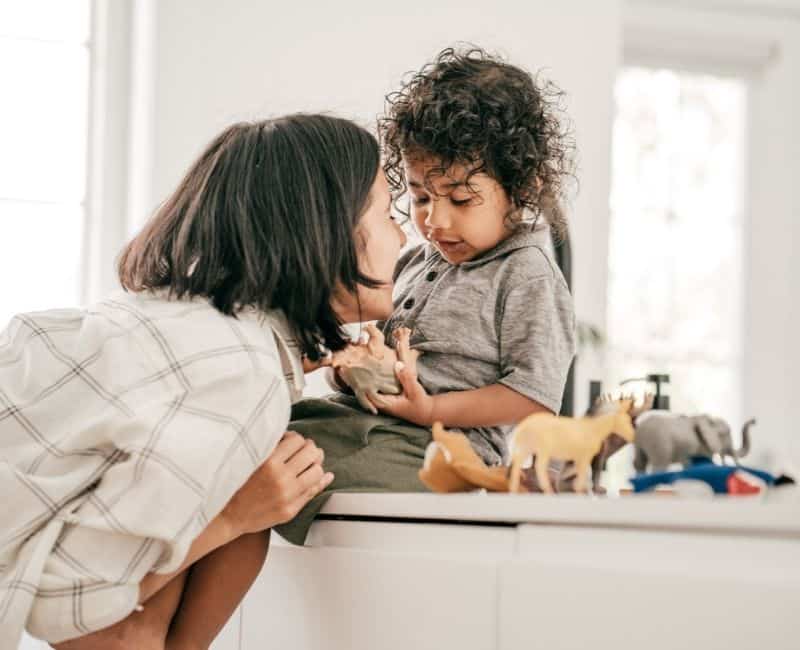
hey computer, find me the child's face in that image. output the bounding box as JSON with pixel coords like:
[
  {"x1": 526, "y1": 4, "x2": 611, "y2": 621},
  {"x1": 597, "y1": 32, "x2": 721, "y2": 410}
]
[
  {"x1": 331, "y1": 169, "x2": 407, "y2": 323},
  {"x1": 404, "y1": 155, "x2": 514, "y2": 265}
]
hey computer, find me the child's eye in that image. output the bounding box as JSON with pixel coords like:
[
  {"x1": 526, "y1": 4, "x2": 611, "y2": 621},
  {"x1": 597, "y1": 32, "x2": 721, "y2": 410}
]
[
  {"x1": 410, "y1": 196, "x2": 429, "y2": 206},
  {"x1": 451, "y1": 197, "x2": 471, "y2": 206}
]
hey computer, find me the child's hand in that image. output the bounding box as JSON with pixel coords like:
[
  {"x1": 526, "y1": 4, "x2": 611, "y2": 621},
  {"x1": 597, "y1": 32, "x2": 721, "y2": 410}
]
[{"x1": 367, "y1": 361, "x2": 435, "y2": 426}]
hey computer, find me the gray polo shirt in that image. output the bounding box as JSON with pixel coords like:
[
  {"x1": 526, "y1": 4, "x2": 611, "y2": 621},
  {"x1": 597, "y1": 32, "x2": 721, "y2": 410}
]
[{"x1": 380, "y1": 223, "x2": 576, "y2": 465}]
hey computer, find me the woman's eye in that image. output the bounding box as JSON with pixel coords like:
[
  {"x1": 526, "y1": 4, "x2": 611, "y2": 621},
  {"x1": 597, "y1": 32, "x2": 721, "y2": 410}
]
[
  {"x1": 410, "y1": 196, "x2": 429, "y2": 206},
  {"x1": 451, "y1": 197, "x2": 471, "y2": 206}
]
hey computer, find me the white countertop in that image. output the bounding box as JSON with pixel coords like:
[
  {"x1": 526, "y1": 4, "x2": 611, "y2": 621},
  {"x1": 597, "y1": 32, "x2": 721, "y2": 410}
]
[{"x1": 318, "y1": 490, "x2": 800, "y2": 536}]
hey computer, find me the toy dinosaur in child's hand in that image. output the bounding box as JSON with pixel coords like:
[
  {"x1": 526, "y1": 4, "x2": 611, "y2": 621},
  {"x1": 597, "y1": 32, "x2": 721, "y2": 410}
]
[
  {"x1": 364, "y1": 327, "x2": 436, "y2": 425},
  {"x1": 331, "y1": 324, "x2": 421, "y2": 415}
]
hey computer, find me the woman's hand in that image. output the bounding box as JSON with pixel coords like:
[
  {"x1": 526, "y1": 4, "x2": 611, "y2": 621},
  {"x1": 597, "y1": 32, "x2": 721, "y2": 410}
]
[
  {"x1": 221, "y1": 431, "x2": 334, "y2": 537},
  {"x1": 367, "y1": 361, "x2": 436, "y2": 426}
]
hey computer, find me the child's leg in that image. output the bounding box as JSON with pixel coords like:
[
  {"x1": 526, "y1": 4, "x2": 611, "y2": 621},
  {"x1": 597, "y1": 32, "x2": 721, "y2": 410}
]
[{"x1": 165, "y1": 529, "x2": 271, "y2": 650}]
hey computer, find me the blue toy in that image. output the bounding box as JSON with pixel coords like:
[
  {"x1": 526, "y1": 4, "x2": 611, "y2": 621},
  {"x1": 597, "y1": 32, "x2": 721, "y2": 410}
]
[{"x1": 630, "y1": 457, "x2": 776, "y2": 494}]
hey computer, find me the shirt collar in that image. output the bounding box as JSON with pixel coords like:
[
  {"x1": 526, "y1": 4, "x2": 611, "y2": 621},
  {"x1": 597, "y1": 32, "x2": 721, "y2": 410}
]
[{"x1": 423, "y1": 220, "x2": 552, "y2": 268}]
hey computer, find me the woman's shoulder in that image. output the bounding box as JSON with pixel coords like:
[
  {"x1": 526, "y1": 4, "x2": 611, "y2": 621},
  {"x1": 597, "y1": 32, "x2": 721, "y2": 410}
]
[{"x1": 95, "y1": 290, "x2": 292, "y2": 387}]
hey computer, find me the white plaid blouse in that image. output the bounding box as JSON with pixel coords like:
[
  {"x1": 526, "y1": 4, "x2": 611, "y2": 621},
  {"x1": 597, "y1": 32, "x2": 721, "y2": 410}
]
[{"x1": 0, "y1": 290, "x2": 305, "y2": 645}]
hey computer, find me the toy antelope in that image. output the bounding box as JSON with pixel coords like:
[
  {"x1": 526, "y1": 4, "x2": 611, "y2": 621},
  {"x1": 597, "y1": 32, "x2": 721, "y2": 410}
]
[{"x1": 508, "y1": 399, "x2": 640, "y2": 494}]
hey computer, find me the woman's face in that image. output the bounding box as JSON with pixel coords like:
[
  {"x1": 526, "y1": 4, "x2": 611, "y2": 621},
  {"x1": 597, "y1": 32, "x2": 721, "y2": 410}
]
[{"x1": 331, "y1": 169, "x2": 406, "y2": 323}]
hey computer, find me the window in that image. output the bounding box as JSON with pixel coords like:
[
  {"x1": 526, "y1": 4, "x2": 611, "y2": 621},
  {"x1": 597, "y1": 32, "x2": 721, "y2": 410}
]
[
  {"x1": 0, "y1": 1, "x2": 92, "y2": 327},
  {"x1": 606, "y1": 66, "x2": 747, "y2": 426}
]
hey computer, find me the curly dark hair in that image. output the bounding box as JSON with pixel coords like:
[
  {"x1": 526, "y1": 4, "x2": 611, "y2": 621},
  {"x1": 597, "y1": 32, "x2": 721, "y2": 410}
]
[{"x1": 379, "y1": 45, "x2": 575, "y2": 239}]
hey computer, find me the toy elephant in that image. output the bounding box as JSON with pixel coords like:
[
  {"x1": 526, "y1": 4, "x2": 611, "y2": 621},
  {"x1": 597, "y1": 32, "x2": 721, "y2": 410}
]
[{"x1": 633, "y1": 412, "x2": 754, "y2": 474}]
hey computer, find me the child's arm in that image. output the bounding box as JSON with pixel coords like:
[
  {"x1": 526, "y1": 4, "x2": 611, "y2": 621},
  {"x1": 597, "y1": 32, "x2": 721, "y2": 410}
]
[
  {"x1": 433, "y1": 383, "x2": 552, "y2": 426},
  {"x1": 369, "y1": 361, "x2": 550, "y2": 427}
]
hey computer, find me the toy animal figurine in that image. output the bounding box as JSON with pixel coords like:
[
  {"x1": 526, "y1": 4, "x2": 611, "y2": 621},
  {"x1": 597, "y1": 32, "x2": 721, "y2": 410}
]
[
  {"x1": 508, "y1": 400, "x2": 637, "y2": 494},
  {"x1": 629, "y1": 457, "x2": 775, "y2": 495},
  {"x1": 633, "y1": 413, "x2": 754, "y2": 474},
  {"x1": 419, "y1": 422, "x2": 510, "y2": 492},
  {"x1": 331, "y1": 325, "x2": 420, "y2": 414},
  {"x1": 420, "y1": 423, "x2": 608, "y2": 494},
  {"x1": 586, "y1": 392, "x2": 654, "y2": 492}
]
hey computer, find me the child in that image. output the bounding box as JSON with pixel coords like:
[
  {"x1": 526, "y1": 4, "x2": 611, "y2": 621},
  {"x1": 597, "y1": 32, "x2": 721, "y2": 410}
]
[
  {"x1": 275, "y1": 46, "x2": 576, "y2": 545},
  {"x1": 371, "y1": 45, "x2": 576, "y2": 464}
]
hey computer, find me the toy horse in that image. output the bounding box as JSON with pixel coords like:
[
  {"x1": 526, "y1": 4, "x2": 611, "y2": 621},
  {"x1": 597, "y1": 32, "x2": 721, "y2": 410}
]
[{"x1": 508, "y1": 400, "x2": 638, "y2": 494}]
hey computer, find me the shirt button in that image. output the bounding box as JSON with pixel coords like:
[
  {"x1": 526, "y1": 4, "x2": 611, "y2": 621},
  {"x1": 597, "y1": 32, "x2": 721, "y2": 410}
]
[
  {"x1": 425, "y1": 271, "x2": 437, "y2": 281},
  {"x1": 403, "y1": 298, "x2": 415, "y2": 310}
]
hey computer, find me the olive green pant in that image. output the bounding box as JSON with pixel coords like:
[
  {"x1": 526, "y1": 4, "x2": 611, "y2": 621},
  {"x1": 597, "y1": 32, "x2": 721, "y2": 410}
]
[{"x1": 274, "y1": 396, "x2": 431, "y2": 545}]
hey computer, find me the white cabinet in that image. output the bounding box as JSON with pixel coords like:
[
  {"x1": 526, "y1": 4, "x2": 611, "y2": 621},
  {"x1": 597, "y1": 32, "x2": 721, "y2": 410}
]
[
  {"x1": 236, "y1": 523, "x2": 510, "y2": 650},
  {"x1": 500, "y1": 526, "x2": 800, "y2": 649},
  {"x1": 214, "y1": 493, "x2": 800, "y2": 650}
]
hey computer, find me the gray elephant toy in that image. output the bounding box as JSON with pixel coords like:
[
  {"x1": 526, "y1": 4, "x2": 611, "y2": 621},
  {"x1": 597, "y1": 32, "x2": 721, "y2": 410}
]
[{"x1": 633, "y1": 412, "x2": 755, "y2": 474}]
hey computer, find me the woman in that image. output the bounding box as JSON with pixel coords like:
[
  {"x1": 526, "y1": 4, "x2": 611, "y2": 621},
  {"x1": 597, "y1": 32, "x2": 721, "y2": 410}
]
[{"x1": 0, "y1": 114, "x2": 406, "y2": 649}]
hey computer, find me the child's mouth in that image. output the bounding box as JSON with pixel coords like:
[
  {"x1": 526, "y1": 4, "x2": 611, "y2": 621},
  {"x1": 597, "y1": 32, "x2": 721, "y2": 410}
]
[{"x1": 433, "y1": 238, "x2": 466, "y2": 255}]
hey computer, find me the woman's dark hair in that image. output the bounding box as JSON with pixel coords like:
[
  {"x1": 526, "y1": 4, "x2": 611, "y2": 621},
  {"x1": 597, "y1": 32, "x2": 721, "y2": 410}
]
[
  {"x1": 118, "y1": 114, "x2": 381, "y2": 359},
  {"x1": 379, "y1": 45, "x2": 575, "y2": 239}
]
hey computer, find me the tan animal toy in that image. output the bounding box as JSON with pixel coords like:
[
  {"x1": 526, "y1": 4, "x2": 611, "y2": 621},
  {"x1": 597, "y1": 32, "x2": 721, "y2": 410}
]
[
  {"x1": 331, "y1": 324, "x2": 420, "y2": 414},
  {"x1": 419, "y1": 422, "x2": 510, "y2": 492},
  {"x1": 586, "y1": 392, "x2": 654, "y2": 492},
  {"x1": 508, "y1": 400, "x2": 638, "y2": 493}
]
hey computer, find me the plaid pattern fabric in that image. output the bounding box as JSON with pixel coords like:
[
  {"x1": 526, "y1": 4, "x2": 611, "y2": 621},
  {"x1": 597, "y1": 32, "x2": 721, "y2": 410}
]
[{"x1": 0, "y1": 290, "x2": 303, "y2": 645}]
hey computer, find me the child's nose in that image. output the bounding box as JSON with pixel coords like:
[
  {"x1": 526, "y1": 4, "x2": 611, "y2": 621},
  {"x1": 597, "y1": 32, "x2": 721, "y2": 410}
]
[{"x1": 424, "y1": 199, "x2": 451, "y2": 229}]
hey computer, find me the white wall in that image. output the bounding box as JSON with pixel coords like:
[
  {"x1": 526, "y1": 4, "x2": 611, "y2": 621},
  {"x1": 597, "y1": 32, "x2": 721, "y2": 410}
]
[
  {"x1": 624, "y1": 0, "x2": 800, "y2": 472},
  {"x1": 128, "y1": 0, "x2": 621, "y2": 412},
  {"x1": 122, "y1": 0, "x2": 798, "y2": 461},
  {"x1": 743, "y1": 14, "x2": 800, "y2": 469}
]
